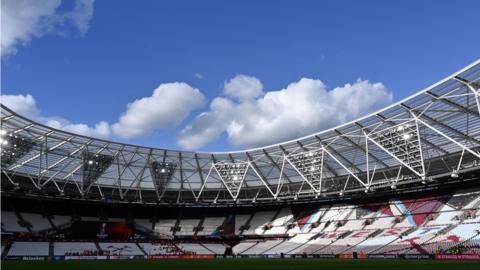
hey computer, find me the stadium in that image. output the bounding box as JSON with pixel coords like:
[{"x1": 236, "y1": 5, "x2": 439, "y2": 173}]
[{"x1": 1, "y1": 59, "x2": 480, "y2": 270}]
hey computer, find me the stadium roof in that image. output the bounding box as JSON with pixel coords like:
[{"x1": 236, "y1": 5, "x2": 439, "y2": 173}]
[{"x1": 1, "y1": 60, "x2": 480, "y2": 205}]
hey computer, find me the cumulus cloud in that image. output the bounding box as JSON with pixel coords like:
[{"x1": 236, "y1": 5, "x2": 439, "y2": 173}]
[
  {"x1": 1, "y1": 75, "x2": 392, "y2": 151},
  {"x1": 44, "y1": 118, "x2": 110, "y2": 138},
  {"x1": 1, "y1": 0, "x2": 95, "y2": 56},
  {"x1": 178, "y1": 75, "x2": 393, "y2": 149},
  {"x1": 224, "y1": 74, "x2": 263, "y2": 101},
  {"x1": 0, "y1": 94, "x2": 39, "y2": 117},
  {"x1": 1, "y1": 81, "x2": 204, "y2": 140},
  {"x1": 111, "y1": 82, "x2": 205, "y2": 138},
  {"x1": 1, "y1": 93, "x2": 110, "y2": 138}
]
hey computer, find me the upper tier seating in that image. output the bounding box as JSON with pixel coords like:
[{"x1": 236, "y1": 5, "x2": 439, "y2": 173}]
[
  {"x1": 154, "y1": 219, "x2": 176, "y2": 236},
  {"x1": 263, "y1": 208, "x2": 293, "y2": 235},
  {"x1": 135, "y1": 219, "x2": 153, "y2": 230},
  {"x1": 176, "y1": 219, "x2": 200, "y2": 236},
  {"x1": 1, "y1": 211, "x2": 28, "y2": 232},
  {"x1": 197, "y1": 217, "x2": 225, "y2": 236},
  {"x1": 51, "y1": 215, "x2": 71, "y2": 227},
  {"x1": 21, "y1": 213, "x2": 52, "y2": 232},
  {"x1": 243, "y1": 211, "x2": 275, "y2": 235},
  {"x1": 234, "y1": 214, "x2": 251, "y2": 235}
]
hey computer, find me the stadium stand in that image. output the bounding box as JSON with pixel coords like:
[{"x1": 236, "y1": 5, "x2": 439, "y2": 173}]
[
  {"x1": 234, "y1": 214, "x2": 251, "y2": 235},
  {"x1": 201, "y1": 243, "x2": 228, "y2": 254},
  {"x1": 98, "y1": 242, "x2": 144, "y2": 255},
  {"x1": 176, "y1": 219, "x2": 200, "y2": 236},
  {"x1": 20, "y1": 213, "x2": 52, "y2": 232},
  {"x1": 54, "y1": 242, "x2": 98, "y2": 256},
  {"x1": 1, "y1": 61, "x2": 480, "y2": 261},
  {"x1": 197, "y1": 217, "x2": 225, "y2": 236},
  {"x1": 51, "y1": 215, "x2": 72, "y2": 227},
  {"x1": 1, "y1": 211, "x2": 28, "y2": 232},
  {"x1": 139, "y1": 242, "x2": 183, "y2": 255},
  {"x1": 1, "y1": 186, "x2": 480, "y2": 259},
  {"x1": 177, "y1": 243, "x2": 213, "y2": 255},
  {"x1": 242, "y1": 211, "x2": 276, "y2": 236},
  {"x1": 153, "y1": 219, "x2": 176, "y2": 236},
  {"x1": 8, "y1": 242, "x2": 49, "y2": 256}
]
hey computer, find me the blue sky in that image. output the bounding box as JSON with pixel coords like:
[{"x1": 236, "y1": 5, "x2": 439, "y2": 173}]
[{"x1": 1, "y1": 0, "x2": 479, "y2": 151}]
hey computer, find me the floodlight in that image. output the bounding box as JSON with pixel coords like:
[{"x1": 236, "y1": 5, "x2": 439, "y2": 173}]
[
  {"x1": 150, "y1": 161, "x2": 177, "y2": 193},
  {"x1": 402, "y1": 133, "x2": 412, "y2": 140}
]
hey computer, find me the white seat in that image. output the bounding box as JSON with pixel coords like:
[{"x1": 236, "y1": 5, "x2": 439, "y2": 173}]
[
  {"x1": 8, "y1": 242, "x2": 49, "y2": 256},
  {"x1": 54, "y1": 242, "x2": 97, "y2": 255}
]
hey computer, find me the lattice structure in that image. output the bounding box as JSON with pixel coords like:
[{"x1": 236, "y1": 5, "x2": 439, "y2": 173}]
[
  {"x1": 150, "y1": 161, "x2": 177, "y2": 193},
  {"x1": 214, "y1": 162, "x2": 249, "y2": 199},
  {"x1": 1, "y1": 60, "x2": 479, "y2": 204},
  {"x1": 82, "y1": 152, "x2": 114, "y2": 189},
  {"x1": 368, "y1": 121, "x2": 424, "y2": 177},
  {"x1": 286, "y1": 150, "x2": 324, "y2": 192},
  {"x1": 0, "y1": 131, "x2": 34, "y2": 168}
]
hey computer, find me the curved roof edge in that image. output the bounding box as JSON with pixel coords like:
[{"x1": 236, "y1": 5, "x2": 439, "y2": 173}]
[{"x1": 1, "y1": 59, "x2": 479, "y2": 156}]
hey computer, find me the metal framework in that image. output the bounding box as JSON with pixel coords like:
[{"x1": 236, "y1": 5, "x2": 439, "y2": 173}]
[{"x1": 1, "y1": 60, "x2": 480, "y2": 205}]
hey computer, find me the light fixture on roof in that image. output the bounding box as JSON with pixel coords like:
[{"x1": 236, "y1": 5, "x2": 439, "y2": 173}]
[
  {"x1": 150, "y1": 161, "x2": 177, "y2": 194},
  {"x1": 82, "y1": 152, "x2": 114, "y2": 188},
  {"x1": 451, "y1": 170, "x2": 459, "y2": 179},
  {"x1": 402, "y1": 133, "x2": 412, "y2": 140},
  {"x1": 1, "y1": 133, "x2": 35, "y2": 168},
  {"x1": 0, "y1": 129, "x2": 7, "y2": 136},
  {"x1": 391, "y1": 184, "x2": 397, "y2": 190}
]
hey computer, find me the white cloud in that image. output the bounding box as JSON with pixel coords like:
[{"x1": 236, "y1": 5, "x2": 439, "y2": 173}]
[
  {"x1": 178, "y1": 76, "x2": 393, "y2": 150},
  {"x1": 1, "y1": 82, "x2": 204, "y2": 140},
  {"x1": 224, "y1": 74, "x2": 263, "y2": 101},
  {"x1": 63, "y1": 0, "x2": 95, "y2": 35},
  {"x1": 0, "y1": 94, "x2": 39, "y2": 117},
  {"x1": 1, "y1": 93, "x2": 110, "y2": 138},
  {"x1": 112, "y1": 82, "x2": 205, "y2": 139},
  {"x1": 44, "y1": 118, "x2": 110, "y2": 138},
  {"x1": 194, "y1": 73, "x2": 203, "y2": 79},
  {"x1": 1, "y1": 76, "x2": 392, "y2": 151},
  {"x1": 1, "y1": 0, "x2": 95, "y2": 56}
]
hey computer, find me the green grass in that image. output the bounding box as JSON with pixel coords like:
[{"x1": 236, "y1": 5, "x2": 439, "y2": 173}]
[{"x1": 2, "y1": 259, "x2": 480, "y2": 270}]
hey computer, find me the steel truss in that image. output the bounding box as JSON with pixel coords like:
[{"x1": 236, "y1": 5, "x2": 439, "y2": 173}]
[{"x1": 1, "y1": 60, "x2": 480, "y2": 205}]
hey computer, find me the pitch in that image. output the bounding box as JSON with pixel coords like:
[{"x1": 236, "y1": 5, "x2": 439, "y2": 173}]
[{"x1": 2, "y1": 259, "x2": 479, "y2": 270}]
